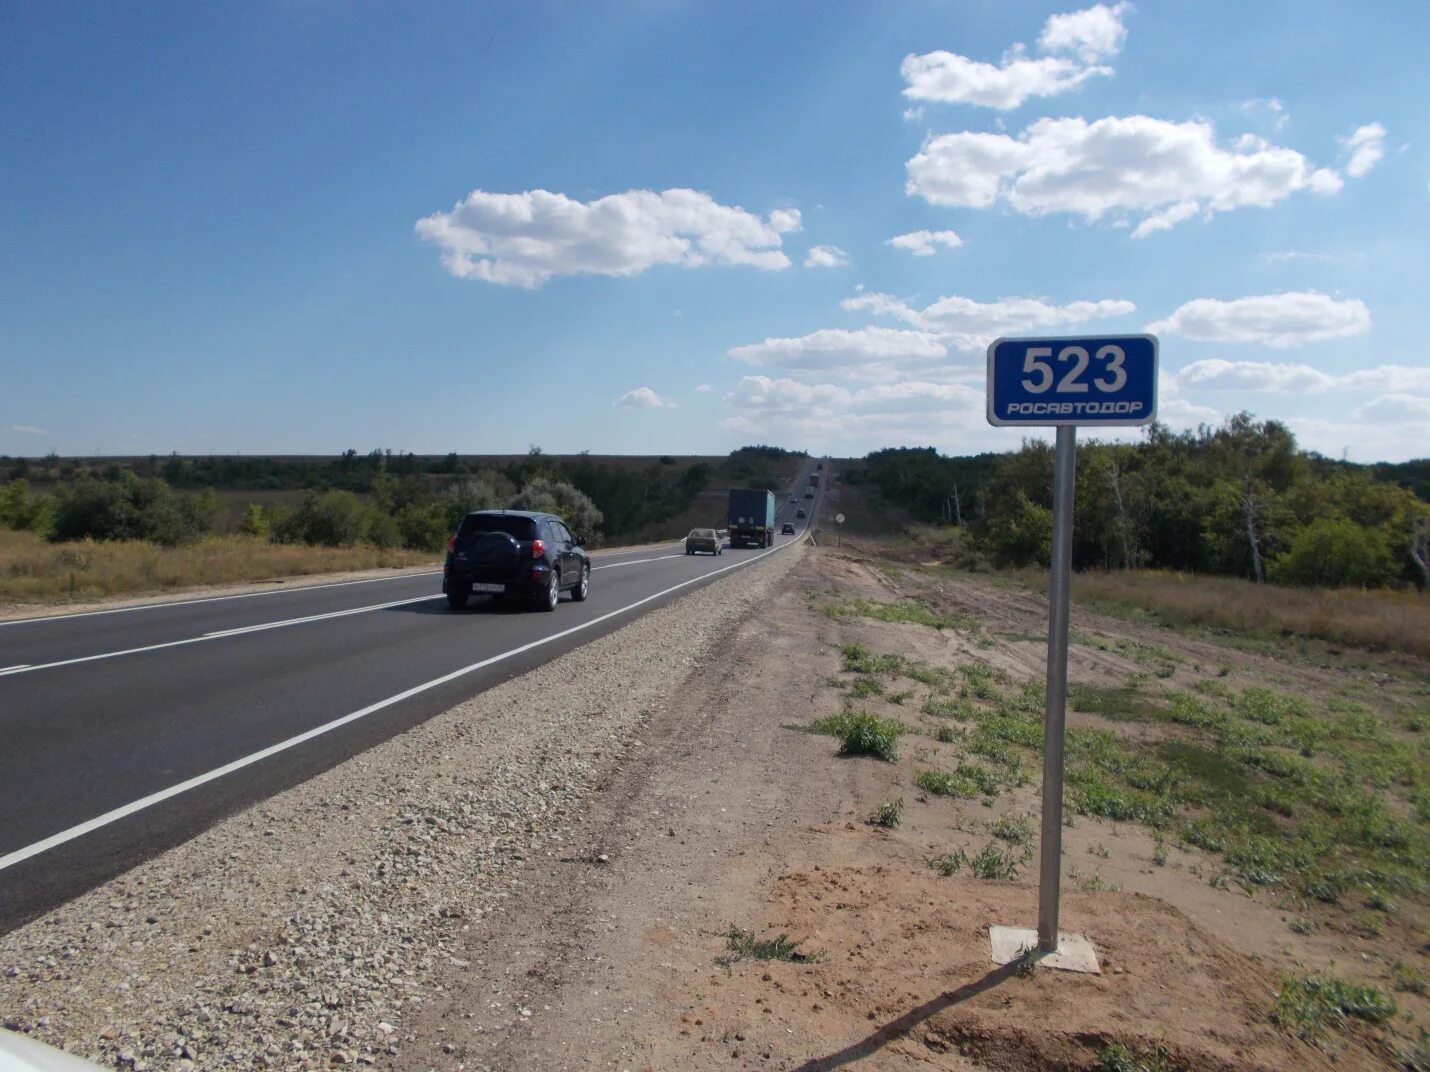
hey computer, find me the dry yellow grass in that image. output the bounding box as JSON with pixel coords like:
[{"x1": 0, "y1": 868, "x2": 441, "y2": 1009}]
[
  {"x1": 0, "y1": 530, "x2": 434, "y2": 606},
  {"x1": 1071, "y1": 569, "x2": 1430, "y2": 659}
]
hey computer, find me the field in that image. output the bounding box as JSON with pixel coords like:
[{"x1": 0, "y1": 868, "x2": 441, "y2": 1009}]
[{"x1": 0, "y1": 529, "x2": 433, "y2": 608}]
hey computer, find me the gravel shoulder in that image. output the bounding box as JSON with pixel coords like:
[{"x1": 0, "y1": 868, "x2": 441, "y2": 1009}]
[{"x1": 0, "y1": 543, "x2": 797, "y2": 1069}]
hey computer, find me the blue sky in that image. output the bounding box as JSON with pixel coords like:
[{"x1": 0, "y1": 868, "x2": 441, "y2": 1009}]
[{"x1": 2, "y1": 1, "x2": 1426, "y2": 461}]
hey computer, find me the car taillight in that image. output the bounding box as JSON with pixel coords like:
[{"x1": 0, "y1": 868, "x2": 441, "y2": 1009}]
[
  {"x1": 532, "y1": 538, "x2": 546, "y2": 558},
  {"x1": 446, "y1": 536, "x2": 457, "y2": 552}
]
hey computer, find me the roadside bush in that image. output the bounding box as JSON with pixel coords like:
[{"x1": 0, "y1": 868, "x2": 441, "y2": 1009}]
[
  {"x1": 981, "y1": 490, "x2": 1052, "y2": 568},
  {"x1": 238, "y1": 502, "x2": 270, "y2": 540},
  {"x1": 396, "y1": 501, "x2": 451, "y2": 552},
  {"x1": 810, "y1": 710, "x2": 904, "y2": 760},
  {"x1": 282, "y1": 490, "x2": 373, "y2": 546},
  {"x1": 50, "y1": 472, "x2": 217, "y2": 546},
  {"x1": 509, "y1": 477, "x2": 604, "y2": 537},
  {"x1": 1271, "y1": 518, "x2": 1398, "y2": 589},
  {"x1": 0, "y1": 479, "x2": 52, "y2": 534}
]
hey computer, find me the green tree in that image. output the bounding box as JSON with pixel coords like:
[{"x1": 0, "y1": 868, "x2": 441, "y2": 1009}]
[
  {"x1": 509, "y1": 477, "x2": 604, "y2": 537},
  {"x1": 984, "y1": 490, "x2": 1053, "y2": 567},
  {"x1": 0, "y1": 479, "x2": 52, "y2": 533},
  {"x1": 288, "y1": 490, "x2": 373, "y2": 546},
  {"x1": 1271, "y1": 518, "x2": 1398, "y2": 589},
  {"x1": 50, "y1": 472, "x2": 214, "y2": 546},
  {"x1": 239, "y1": 503, "x2": 271, "y2": 540}
]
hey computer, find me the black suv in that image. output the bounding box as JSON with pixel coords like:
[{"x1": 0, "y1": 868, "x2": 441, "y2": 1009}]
[{"x1": 443, "y1": 510, "x2": 590, "y2": 611}]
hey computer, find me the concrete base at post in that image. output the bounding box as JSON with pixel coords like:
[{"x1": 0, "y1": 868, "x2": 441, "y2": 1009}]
[{"x1": 990, "y1": 925, "x2": 1101, "y2": 974}]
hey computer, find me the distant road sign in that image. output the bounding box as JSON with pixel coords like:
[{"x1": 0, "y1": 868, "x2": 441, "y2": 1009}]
[{"x1": 987, "y1": 335, "x2": 1157, "y2": 427}]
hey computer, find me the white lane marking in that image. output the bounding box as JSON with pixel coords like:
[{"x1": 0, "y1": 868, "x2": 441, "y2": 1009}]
[
  {"x1": 202, "y1": 597, "x2": 434, "y2": 639},
  {"x1": 591, "y1": 553, "x2": 685, "y2": 570},
  {"x1": 0, "y1": 596, "x2": 434, "y2": 677},
  {"x1": 0, "y1": 535, "x2": 801, "y2": 873},
  {"x1": 0, "y1": 543, "x2": 684, "y2": 628},
  {"x1": 0, "y1": 546, "x2": 728, "y2": 678}
]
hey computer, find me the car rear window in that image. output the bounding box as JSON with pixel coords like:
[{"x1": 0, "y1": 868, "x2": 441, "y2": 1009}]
[
  {"x1": 690, "y1": 529, "x2": 715, "y2": 538},
  {"x1": 457, "y1": 514, "x2": 537, "y2": 540}
]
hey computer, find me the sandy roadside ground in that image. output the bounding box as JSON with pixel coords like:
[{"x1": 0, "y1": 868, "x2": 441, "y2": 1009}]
[
  {"x1": 0, "y1": 541, "x2": 797, "y2": 1069},
  {"x1": 388, "y1": 545, "x2": 1406, "y2": 1072}
]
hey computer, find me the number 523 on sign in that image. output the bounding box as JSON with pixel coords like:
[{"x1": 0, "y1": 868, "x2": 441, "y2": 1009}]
[{"x1": 986, "y1": 335, "x2": 1158, "y2": 427}]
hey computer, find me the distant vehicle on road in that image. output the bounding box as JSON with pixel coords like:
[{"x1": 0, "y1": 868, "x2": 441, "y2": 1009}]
[
  {"x1": 796, "y1": 509, "x2": 807, "y2": 519},
  {"x1": 803, "y1": 485, "x2": 814, "y2": 498},
  {"x1": 810, "y1": 473, "x2": 820, "y2": 488},
  {"x1": 780, "y1": 522, "x2": 796, "y2": 535},
  {"x1": 789, "y1": 495, "x2": 798, "y2": 503},
  {"x1": 685, "y1": 528, "x2": 722, "y2": 555},
  {"x1": 727, "y1": 488, "x2": 776, "y2": 548},
  {"x1": 443, "y1": 510, "x2": 589, "y2": 612}
]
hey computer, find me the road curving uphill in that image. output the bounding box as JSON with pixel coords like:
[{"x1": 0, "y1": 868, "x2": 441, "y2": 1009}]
[{"x1": 0, "y1": 539, "x2": 803, "y2": 1070}]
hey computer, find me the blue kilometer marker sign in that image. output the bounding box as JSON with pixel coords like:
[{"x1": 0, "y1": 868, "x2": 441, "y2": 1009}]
[{"x1": 986, "y1": 334, "x2": 1158, "y2": 427}]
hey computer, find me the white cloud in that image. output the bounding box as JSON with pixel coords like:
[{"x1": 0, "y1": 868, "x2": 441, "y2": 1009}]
[
  {"x1": 887, "y1": 229, "x2": 964, "y2": 256},
  {"x1": 729, "y1": 326, "x2": 948, "y2": 374},
  {"x1": 6, "y1": 424, "x2": 46, "y2": 436},
  {"x1": 1341, "y1": 122, "x2": 1386, "y2": 179},
  {"x1": 1239, "y1": 97, "x2": 1288, "y2": 133},
  {"x1": 1173, "y1": 360, "x2": 1430, "y2": 395},
  {"x1": 1289, "y1": 414, "x2": 1430, "y2": 462},
  {"x1": 901, "y1": 3, "x2": 1130, "y2": 110},
  {"x1": 415, "y1": 188, "x2": 801, "y2": 288},
  {"x1": 721, "y1": 375, "x2": 987, "y2": 449},
  {"x1": 768, "y1": 208, "x2": 804, "y2": 233},
  {"x1": 1158, "y1": 398, "x2": 1222, "y2": 428},
  {"x1": 1260, "y1": 250, "x2": 1339, "y2": 264},
  {"x1": 1148, "y1": 292, "x2": 1370, "y2": 348},
  {"x1": 693, "y1": 383, "x2": 714, "y2": 393},
  {"x1": 1351, "y1": 393, "x2": 1430, "y2": 424},
  {"x1": 804, "y1": 244, "x2": 851, "y2": 268},
  {"x1": 1175, "y1": 359, "x2": 1333, "y2": 393},
  {"x1": 901, "y1": 50, "x2": 1109, "y2": 112},
  {"x1": 1339, "y1": 366, "x2": 1430, "y2": 392},
  {"x1": 842, "y1": 291, "x2": 1135, "y2": 352},
  {"x1": 614, "y1": 386, "x2": 675, "y2": 409},
  {"x1": 903, "y1": 105, "x2": 925, "y2": 123},
  {"x1": 1037, "y1": 2, "x2": 1132, "y2": 62},
  {"x1": 906, "y1": 115, "x2": 1344, "y2": 235}
]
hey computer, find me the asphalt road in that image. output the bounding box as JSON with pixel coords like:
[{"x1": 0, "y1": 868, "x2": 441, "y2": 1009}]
[{"x1": 0, "y1": 464, "x2": 823, "y2": 932}]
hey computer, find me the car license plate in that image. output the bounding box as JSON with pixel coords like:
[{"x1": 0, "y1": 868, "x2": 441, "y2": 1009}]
[{"x1": 471, "y1": 583, "x2": 505, "y2": 594}]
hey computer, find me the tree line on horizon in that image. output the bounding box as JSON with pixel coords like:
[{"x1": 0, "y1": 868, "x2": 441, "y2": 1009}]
[
  {"x1": 0, "y1": 446, "x2": 804, "y2": 552},
  {"x1": 845, "y1": 414, "x2": 1429, "y2": 590}
]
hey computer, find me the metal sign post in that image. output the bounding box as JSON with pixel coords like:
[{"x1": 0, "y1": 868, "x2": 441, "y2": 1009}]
[
  {"x1": 985, "y1": 334, "x2": 1157, "y2": 968},
  {"x1": 1037, "y1": 424, "x2": 1076, "y2": 951}
]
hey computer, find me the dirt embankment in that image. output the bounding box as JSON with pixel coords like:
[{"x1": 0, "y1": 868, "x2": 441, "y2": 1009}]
[
  {"x1": 388, "y1": 546, "x2": 1413, "y2": 1071},
  {"x1": 5, "y1": 535, "x2": 1420, "y2": 1071}
]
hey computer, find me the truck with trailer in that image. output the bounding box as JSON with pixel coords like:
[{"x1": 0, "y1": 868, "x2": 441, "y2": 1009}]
[
  {"x1": 726, "y1": 488, "x2": 776, "y2": 548},
  {"x1": 810, "y1": 473, "x2": 820, "y2": 488}
]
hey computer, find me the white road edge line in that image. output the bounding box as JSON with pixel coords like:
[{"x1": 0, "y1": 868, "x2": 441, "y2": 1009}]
[
  {"x1": 0, "y1": 596, "x2": 434, "y2": 677},
  {"x1": 0, "y1": 664, "x2": 30, "y2": 673},
  {"x1": 0, "y1": 535, "x2": 801, "y2": 873},
  {"x1": 0, "y1": 542, "x2": 685, "y2": 628}
]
